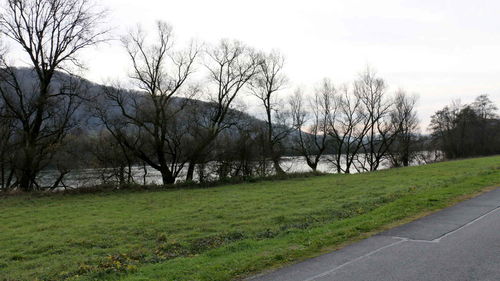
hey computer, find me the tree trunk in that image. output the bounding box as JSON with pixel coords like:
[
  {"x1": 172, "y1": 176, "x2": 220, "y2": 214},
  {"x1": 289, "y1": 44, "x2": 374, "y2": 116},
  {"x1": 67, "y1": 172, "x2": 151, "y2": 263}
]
[
  {"x1": 0, "y1": 162, "x2": 4, "y2": 190},
  {"x1": 306, "y1": 158, "x2": 317, "y2": 172},
  {"x1": 18, "y1": 170, "x2": 34, "y2": 192},
  {"x1": 345, "y1": 160, "x2": 351, "y2": 174},
  {"x1": 161, "y1": 169, "x2": 175, "y2": 185},
  {"x1": 272, "y1": 158, "x2": 285, "y2": 175},
  {"x1": 402, "y1": 141, "x2": 410, "y2": 166},
  {"x1": 309, "y1": 163, "x2": 317, "y2": 172},
  {"x1": 142, "y1": 162, "x2": 148, "y2": 185},
  {"x1": 50, "y1": 171, "x2": 69, "y2": 190},
  {"x1": 402, "y1": 154, "x2": 410, "y2": 167},
  {"x1": 185, "y1": 162, "x2": 195, "y2": 182},
  {"x1": 118, "y1": 166, "x2": 125, "y2": 186},
  {"x1": 18, "y1": 148, "x2": 36, "y2": 191}
]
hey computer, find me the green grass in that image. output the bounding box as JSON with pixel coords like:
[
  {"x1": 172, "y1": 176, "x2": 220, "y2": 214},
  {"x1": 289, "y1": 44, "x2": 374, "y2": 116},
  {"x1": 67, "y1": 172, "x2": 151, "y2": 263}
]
[{"x1": 1, "y1": 156, "x2": 499, "y2": 281}]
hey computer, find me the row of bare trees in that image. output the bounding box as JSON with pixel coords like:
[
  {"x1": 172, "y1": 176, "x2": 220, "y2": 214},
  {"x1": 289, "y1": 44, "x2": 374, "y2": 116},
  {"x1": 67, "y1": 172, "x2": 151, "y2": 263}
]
[
  {"x1": 0, "y1": 0, "x2": 426, "y2": 191},
  {"x1": 94, "y1": 23, "x2": 267, "y2": 185},
  {"x1": 288, "y1": 70, "x2": 420, "y2": 174}
]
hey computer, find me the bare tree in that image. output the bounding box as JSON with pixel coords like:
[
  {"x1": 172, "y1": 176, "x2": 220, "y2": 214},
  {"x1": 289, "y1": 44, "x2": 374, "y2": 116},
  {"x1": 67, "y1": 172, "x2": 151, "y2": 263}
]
[
  {"x1": 429, "y1": 101, "x2": 462, "y2": 159},
  {"x1": 184, "y1": 39, "x2": 260, "y2": 181},
  {"x1": 388, "y1": 90, "x2": 419, "y2": 167},
  {"x1": 353, "y1": 68, "x2": 395, "y2": 172},
  {"x1": 249, "y1": 50, "x2": 289, "y2": 174},
  {"x1": 97, "y1": 22, "x2": 199, "y2": 185},
  {"x1": 472, "y1": 94, "x2": 498, "y2": 119},
  {"x1": 290, "y1": 81, "x2": 333, "y2": 172},
  {"x1": 327, "y1": 85, "x2": 367, "y2": 174},
  {"x1": 0, "y1": 0, "x2": 107, "y2": 191}
]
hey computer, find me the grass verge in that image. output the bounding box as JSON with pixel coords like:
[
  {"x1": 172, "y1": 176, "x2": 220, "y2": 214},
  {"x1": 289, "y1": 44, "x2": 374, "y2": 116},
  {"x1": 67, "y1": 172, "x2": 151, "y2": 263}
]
[{"x1": 0, "y1": 156, "x2": 499, "y2": 281}]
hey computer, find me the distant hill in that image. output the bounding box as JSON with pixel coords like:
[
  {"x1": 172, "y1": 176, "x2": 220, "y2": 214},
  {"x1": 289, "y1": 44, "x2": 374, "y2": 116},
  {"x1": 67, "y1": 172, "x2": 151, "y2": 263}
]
[
  {"x1": 2, "y1": 68, "x2": 316, "y2": 157},
  {"x1": 3, "y1": 67, "x2": 269, "y2": 132}
]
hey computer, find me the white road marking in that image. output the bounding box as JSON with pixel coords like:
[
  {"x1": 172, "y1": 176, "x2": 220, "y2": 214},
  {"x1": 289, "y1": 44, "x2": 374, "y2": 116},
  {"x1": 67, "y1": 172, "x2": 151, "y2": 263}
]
[
  {"x1": 431, "y1": 206, "x2": 499, "y2": 243},
  {"x1": 302, "y1": 238, "x2": 405, "y2": 281},
  {"x1": 303, "y1": 205, "x2": 500, "y2": 281}
]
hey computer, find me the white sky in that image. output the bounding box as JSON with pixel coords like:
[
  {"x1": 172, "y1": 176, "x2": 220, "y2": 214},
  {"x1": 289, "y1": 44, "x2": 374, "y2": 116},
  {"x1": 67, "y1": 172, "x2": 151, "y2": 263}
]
[{"x1": 11, "y1": 0, "x2": 500, "y2": 129}]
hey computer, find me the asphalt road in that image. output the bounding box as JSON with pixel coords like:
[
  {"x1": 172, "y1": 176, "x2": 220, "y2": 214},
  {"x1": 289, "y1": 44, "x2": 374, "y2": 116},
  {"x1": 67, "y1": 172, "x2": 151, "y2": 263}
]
[{"x1": 249, "y1": 188, "x2": 500, "y2": 281}]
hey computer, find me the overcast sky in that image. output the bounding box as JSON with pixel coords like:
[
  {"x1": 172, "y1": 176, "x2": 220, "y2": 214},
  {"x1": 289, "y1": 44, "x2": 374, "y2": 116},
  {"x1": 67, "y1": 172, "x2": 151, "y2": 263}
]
[{"x1": 19, "y1": 0, "x2": 500, "y2": 129}]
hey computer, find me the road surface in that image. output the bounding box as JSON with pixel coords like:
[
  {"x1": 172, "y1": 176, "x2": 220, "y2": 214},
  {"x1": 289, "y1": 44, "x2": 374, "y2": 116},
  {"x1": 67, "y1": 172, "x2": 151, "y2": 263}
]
[{"x1": 249, "y1": 188, "x2": 500, "y2": 281}]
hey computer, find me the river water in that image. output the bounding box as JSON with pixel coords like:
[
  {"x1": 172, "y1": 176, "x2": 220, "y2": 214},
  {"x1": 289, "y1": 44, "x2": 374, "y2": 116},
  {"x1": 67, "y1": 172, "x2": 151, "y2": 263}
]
[{"x1": 36, "y1": 153, "x2": 441, "y2": 189}]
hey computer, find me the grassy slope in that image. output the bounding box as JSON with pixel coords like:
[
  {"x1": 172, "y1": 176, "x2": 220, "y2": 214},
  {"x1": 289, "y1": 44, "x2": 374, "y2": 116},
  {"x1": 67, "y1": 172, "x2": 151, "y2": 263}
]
[{"x1": 0, "y1": 156, "x2": 499, "y2": 281}]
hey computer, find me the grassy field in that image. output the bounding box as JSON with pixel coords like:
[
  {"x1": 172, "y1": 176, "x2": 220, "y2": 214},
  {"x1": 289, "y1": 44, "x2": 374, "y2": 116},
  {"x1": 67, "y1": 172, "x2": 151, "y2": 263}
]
[{"x1": 1, "y1": 156, "x2": 499, "y2": 281}]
